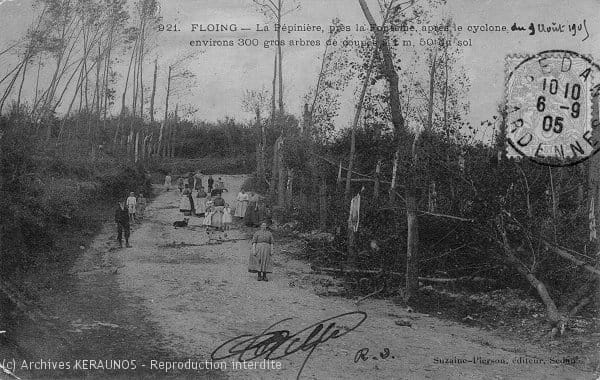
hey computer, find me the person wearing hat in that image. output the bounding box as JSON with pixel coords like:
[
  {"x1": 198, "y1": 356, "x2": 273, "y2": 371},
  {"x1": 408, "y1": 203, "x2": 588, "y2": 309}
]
[
  {"x1": 194, "y1": 171, "x2": 203, "y2": 191},
  {"x1": 248, "y1": 221, "x2": 274, "y2": 281},
  {"x1": 207, "y1": 175, "x2": 214, "y2": 193},
  {"x1": 115, "y1": 200, "x2": 131, "y2": 248}
]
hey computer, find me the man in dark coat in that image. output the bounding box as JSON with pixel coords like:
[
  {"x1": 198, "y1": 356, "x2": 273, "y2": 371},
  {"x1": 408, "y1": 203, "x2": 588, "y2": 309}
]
[
  {"x1": 115, "y1": 201, "x2": 131, "y2": 248},
  {"x1": 207, "y1": 175, "x2": 214, "y2": 193}
]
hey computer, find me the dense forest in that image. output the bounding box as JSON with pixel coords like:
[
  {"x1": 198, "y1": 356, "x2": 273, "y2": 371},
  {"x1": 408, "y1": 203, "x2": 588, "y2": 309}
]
[{"x1": 0, "y1": 0, "x2": 598, "y2": 354}]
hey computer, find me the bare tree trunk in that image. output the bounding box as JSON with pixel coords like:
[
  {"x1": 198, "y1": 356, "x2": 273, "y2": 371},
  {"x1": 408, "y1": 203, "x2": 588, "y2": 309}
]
[
  {"x1": 427, "y1": 54, "x2": 436, "y2": 132},
  {"x1": 169, "y1": 122, "x2": 175, "y2": 158},
  {"x1": 336, "y1": 161, "x2": 343, "y2": 193},
  {"x1": 134, "y1": 131, "x2": 140, "y2": 163},
  {"x1": 150, "y1": 59, "x2": 157, "y2": 123},
  {"x1": 170, "y1": 104, "x2": 178, "y2": 158},
  {"x1": 403, "y1": 49, "x2": 437, "y2": 294},
  {"x1": 0, "y1": 59, "x2": 25, "y2": 114},
  {"x1": 114, "y1": 37, "x2": 139, "y2": 147},
  {"x1": 319, "y1": 175, "x2": 327, "y2": 230},
  {"x1": 33, "y1": 56, "x2": 41, "y2": 111},
  {"x1": 269, "y1": 52, "x2": 278, "y2": 199},
  {"x1": 261, "y1": 132, "x2": 266, "y2": 185},
  {"x1": 347, "y1": 223, "x2": 356, "y2": 266},
  {"x1": 102, "y1": 26, "x2": 114, "y2": 124},
  {"x1": 549, "y1": 167, "x2": 559, "y2": 242},
  {"x1": 443, "y1": 45, "x2": 449, "y2": 136},
  {"x1": 92, "y1": 44, "x2": 101, "y2": 148},
  {"x1": 158, "y1": 65, "x2": 172, "y2": 156},
  {"x1": 256, "y1": 141, "x2": 262, "y2": 176},
  {"x1": 405, "y1": 189, "x2": 419, "y2": 293},
  {"x1": 373, "y1": 159, "x2": 381, "y2": 201},
  {"x1": 277, "y1": 158, "x2": 286, "y2": 207},
  {"x1": 345, "y1": 37, "x2": 377, "y2": 202},
  {"x1": 497, "y1": 218, "x2": 565, "y2": 332},
  {"x1": 345, "y1": 126, "x2": 357, "y2": 202},
  {"x1": 286, "y1": 169, "x2": 293, "y2": 210},
  {"x1": 271, "y1": 52, "x2": 277, "y2": 129},
  {"x1": 277, "y1": 0, "x2": 283, "y2": 114},
  {"x1": 270, "y1": 136, "x2": 280, "y2": 201},
  {"x1": 360, "y1": 0, "x2": 417, "y2": 298},
  {"x1": 127, "y1": 129, "x2": 134, "y2": 156},
  {"x1": 16, "y1": 56, "x2": 29, "y2": 110},
  {"x1": 140, "y1": 133, "x2": 148, "y2": 161},
  {"x1": 138, "y1": 21, "x2": 145, "y2": 120},
  {"x1": 94, "y1": 44, "x2": 101, "y2": 118},
  {"x1": 255, "y1": 106, "x2": 265, "y2": 182},
  {"x1": 588, "y1": 95, "x2": 600, "y2": 330}
]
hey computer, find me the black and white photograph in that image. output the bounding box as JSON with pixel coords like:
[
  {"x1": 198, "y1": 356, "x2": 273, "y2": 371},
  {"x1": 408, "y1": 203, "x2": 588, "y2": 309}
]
[{"x1": 0, "y1": 0, "x2": 599, "y2": 378}]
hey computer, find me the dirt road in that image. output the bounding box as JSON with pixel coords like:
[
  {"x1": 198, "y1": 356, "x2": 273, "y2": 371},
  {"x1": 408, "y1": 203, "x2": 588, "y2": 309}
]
[
  {"x1": 99, "y1": 174, "x2": 592, "y2": 380},
  {"x1": 9, "y1": 174, "x2": 594, "y2": 379}
]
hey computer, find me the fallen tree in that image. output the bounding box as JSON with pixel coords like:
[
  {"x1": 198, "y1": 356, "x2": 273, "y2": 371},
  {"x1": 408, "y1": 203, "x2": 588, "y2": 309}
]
[
  {"x1": 494, "y1": 215, "x2": 595, "y2": 337},
  {"x1": 312, "y1": 266, "x2": 497, "y2": 285}
]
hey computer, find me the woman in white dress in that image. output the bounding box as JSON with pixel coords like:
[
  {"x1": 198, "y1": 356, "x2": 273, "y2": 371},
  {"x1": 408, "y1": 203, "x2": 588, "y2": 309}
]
[{"x1": 234, "y1": 190, "x2": 249, "y2": 218}]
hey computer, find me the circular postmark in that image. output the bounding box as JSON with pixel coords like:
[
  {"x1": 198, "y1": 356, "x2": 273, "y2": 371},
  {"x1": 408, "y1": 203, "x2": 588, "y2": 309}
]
[{"x1": 506, "y1": 50, "x2": 600, "y2": 166}]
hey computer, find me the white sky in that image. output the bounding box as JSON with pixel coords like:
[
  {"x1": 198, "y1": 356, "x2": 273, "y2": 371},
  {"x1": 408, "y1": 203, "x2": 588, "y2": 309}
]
[{"x1": 1, "y1": 0, "x2": 599, "y2": 137}]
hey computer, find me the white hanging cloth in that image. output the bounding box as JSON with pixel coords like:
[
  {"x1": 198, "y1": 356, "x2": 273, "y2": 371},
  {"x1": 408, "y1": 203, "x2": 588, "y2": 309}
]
[{"x1": 348, "y1": 193, "x2": 361, "y2": 232}]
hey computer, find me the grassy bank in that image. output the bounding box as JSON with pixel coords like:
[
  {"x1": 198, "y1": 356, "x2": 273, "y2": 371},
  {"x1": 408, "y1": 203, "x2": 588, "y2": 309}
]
[{"x1": 0, "y1": 129, "x2": 152, "y2": 344}]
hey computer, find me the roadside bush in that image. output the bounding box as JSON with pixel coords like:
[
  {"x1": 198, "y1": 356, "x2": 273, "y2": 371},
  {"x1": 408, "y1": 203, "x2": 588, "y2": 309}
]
[
  {"x1": 0, "y1": 116, "x2": 152, "y2": 275},
  {"x1": 39, "y1": 179, "x2": 87, "y2": 223},
  {"x1": 97, "y1": 164, "x2": 151, "y2": 200}
]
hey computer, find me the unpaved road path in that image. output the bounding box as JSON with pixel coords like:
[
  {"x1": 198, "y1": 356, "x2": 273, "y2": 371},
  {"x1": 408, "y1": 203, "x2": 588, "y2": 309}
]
[
  {"x1": 106, "y1": 174, "x2": 595, "y2": 380},
  {"x1": 11, "y1": 174, "x2": 594, "y2": 379}
]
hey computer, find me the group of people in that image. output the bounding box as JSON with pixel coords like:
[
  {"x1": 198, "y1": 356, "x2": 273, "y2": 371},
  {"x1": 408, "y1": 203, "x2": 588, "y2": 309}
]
[
  {"x1": 164, "y1": 173, "x2": 275, "y2": 281},
  {"x1": 115, "y1": 191, "x2": 147, "y2": 248},
  {"x1": 164, "y1": 171, "x2": 227, "y2": 195},
  {"x1": 168, "y1": 172, "x2": 231, "y2": 231},
  {"x1": 234, "y1": 190, "x2": 271, "y2": 227}
]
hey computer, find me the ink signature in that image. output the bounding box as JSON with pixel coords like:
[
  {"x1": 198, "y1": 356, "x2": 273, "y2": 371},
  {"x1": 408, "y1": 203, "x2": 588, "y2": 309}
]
[{"x1": 211, "y1": 311, "x2": 367, "y2": 379}]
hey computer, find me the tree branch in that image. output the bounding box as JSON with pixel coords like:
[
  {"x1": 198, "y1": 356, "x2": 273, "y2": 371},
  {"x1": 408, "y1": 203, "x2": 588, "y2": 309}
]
[{"x1": 543, "y1": 242, "x2": 600, "y2": 277}]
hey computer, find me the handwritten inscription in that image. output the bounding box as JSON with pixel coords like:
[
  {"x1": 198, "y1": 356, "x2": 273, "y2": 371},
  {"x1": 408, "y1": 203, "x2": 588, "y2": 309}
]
[
  {"x1": 354, "y1": 347, "x2": 395, "y2": 363},
  {"x1": 211, "y1": 311, "x2": 367, "y2": 379},
  {"x1": 510, "y1": 20, "x2": 589, "y2": 40}
]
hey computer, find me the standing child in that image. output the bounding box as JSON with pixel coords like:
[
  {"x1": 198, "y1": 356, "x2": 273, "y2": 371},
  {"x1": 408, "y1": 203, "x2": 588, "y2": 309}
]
[
  {"x1": 203, "y1": 196, "x2": 214, "y2": 227},
  {"x1": 126, "y1": 192, "x2": 137, "y2": 224},
  {"x1": 223, "y1": 203, "x2": 232, "y2": 230},
  {"x1": 164, "y1": 173, "x2": 172, "y2": 191},
  {"x1": 178, "y1": 177, "x2": 184, "y2": 194}
]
